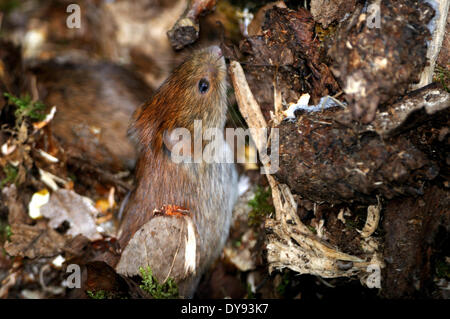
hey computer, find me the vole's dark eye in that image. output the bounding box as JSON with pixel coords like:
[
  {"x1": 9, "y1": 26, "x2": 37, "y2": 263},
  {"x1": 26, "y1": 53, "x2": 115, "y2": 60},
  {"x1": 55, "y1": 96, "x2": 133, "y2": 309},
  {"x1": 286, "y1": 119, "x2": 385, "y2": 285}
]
[{"x1": 198, "y1": 78, "x2": 210, "y2": 94}]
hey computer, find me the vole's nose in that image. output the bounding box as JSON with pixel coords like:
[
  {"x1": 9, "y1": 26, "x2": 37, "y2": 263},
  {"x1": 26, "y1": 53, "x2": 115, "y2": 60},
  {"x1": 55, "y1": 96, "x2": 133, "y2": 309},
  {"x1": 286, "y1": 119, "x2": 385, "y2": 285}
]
[{"x1": 209, "y1": 45, "x2": 223, "y2": 58}]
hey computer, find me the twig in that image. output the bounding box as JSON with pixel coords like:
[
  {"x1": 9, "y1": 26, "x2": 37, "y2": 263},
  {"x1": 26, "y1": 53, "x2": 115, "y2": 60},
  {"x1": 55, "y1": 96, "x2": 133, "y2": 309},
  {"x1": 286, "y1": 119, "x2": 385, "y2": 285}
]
[{"x1": 167, "y1": 0, "x2": 217, "y2": 50}]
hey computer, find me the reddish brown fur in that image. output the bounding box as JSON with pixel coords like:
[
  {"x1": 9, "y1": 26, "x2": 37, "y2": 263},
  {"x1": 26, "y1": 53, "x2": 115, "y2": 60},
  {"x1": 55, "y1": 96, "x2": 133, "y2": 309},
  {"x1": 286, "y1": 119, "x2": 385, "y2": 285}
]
[{"x1": 118, "y1": 46, "x2": 228, "y2": 249}]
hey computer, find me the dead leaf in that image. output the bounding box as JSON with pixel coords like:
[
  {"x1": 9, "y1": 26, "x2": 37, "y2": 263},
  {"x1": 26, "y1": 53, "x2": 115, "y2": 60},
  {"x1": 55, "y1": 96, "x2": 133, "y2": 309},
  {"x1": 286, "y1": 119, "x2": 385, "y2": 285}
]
[
  {"x1": 40, "y1": 189, "x2": 102, "y2": 241},
  {"x1": 4, "y1": 222, "x2": 66, "y2": 259}
]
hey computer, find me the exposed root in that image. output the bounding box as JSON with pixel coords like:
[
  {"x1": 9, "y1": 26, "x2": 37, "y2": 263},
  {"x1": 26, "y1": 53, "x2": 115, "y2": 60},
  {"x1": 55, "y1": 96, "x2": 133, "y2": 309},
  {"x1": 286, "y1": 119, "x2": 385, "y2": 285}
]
[{"x1": 229, "y1": 60, "x2": 384, "y2": 283}]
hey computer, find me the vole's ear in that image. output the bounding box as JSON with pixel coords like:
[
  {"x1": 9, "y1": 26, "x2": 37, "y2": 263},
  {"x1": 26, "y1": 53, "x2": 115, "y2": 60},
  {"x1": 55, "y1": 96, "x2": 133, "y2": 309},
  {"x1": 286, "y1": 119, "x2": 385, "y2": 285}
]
[
  {"x1": 163, "y1": 128, "x2": 193, "y2": 163},
  {"x1": 127, "y1": 103, "x2": 147, "y2": 146},
  {"x1": 128, "y1": 101, "x2": 165, "y2": 153}
]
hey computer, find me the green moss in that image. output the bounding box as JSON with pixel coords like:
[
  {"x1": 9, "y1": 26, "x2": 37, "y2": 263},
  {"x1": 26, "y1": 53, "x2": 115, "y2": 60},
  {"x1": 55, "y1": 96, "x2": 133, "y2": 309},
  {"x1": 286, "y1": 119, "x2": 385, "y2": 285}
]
[
  {"x1": 233, "y1": 238, "x2": 242, "y2": 248},
  {"x1": 1, "y1": 164, "x2": 18, "y2": 188},
  {"x1": 0, "y1": 0, "x2": 20, "y2": 14},
  {"x1": 246, "y1": 283, "x2": 255, "y2": 299},
  {"x1": 5, "y1": 225, "x2": 11, "y2": 241},
  {"x1": 4, "y1": 93, "x2": 47, "y2": 127},
  {"x1": 86, "y1": 289, "x2": 127, "y2": 299},
  {"x1": 436, "y1": 258, "x2": 450, "y2": 279},
  {"x1": 434, "y1": 65, "x2": 449, "y2": 93},
  {"x1": 276, "y1": 270, "x2": 292, "y2": 297},
  {"x1": 139, "y1": 266, "x2": 179, "y2": 299},
  {"x1": 248, "y1": 186, "x2": 274, "y2": 227},
  {"x1": 345, "y1": 206, "x2": 367, "y2": 231},
  {"x1": 0, "y1": 220, "x2": 11, "y2": 242},
  {"x1": 68, "y1": 174, "x2": 77, "y2": 183},
  {"x1": 86, "y1": 290, "x2": 110, "y2": 299},
  {"x1": 306, "y1": 225, "x2": 317, "y2": 234},
  {"x1": 345, "y1": 218, "x2": 357, "y2": 229}
]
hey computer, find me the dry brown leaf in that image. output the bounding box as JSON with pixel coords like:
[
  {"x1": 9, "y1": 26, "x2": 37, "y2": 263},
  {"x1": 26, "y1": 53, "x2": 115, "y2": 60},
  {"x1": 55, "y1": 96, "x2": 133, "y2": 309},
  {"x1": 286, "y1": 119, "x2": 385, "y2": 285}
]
[
  {"x1": 4, "y1": 222, "x2": 66, "y2": 259},
  {"x1": 40, "y1": 189, "x2": 102, "y2": 241}
]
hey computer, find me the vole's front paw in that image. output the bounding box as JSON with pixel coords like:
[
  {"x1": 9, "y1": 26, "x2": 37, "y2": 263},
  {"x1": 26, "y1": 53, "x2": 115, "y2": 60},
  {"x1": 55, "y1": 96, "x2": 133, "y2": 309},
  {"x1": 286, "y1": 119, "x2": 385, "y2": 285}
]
[{"x1": 154, "y1": 205, "x2": 190, "y2": 217}]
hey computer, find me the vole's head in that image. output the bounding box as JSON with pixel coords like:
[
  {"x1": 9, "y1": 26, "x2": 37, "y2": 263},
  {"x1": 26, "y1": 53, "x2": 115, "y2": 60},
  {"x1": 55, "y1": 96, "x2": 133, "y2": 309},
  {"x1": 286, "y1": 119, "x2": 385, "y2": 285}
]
[
  {"x1": 132, "y1": 45, "x2": 228, "y2": 153},
  {"x1": 170, "y1": 45, "x2": 227, "y2": 114}
]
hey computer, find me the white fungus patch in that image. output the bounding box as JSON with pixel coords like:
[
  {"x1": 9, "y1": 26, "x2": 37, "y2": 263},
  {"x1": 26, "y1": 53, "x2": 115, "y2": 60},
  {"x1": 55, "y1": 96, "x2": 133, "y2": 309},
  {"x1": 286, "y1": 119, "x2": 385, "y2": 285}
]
[{"x1": 284, "y1": 93, "x2": 345, "y2": 120}]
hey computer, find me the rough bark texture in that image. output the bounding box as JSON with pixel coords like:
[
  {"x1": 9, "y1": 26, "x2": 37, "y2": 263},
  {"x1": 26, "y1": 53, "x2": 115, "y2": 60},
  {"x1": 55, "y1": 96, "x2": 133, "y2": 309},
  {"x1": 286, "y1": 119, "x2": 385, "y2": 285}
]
[
  {"x1": 274, "y1": 107, "x2": 440, "y2": 204},
  {"x1": 234, "y1": 7, "x2": 340, "y2": 120},
  {"x1": 328, "y1": 0, "x2": 435, "y2": 122},
  {"x1": 272, "y1": 85, "x2": 449, "y2": 296}
]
